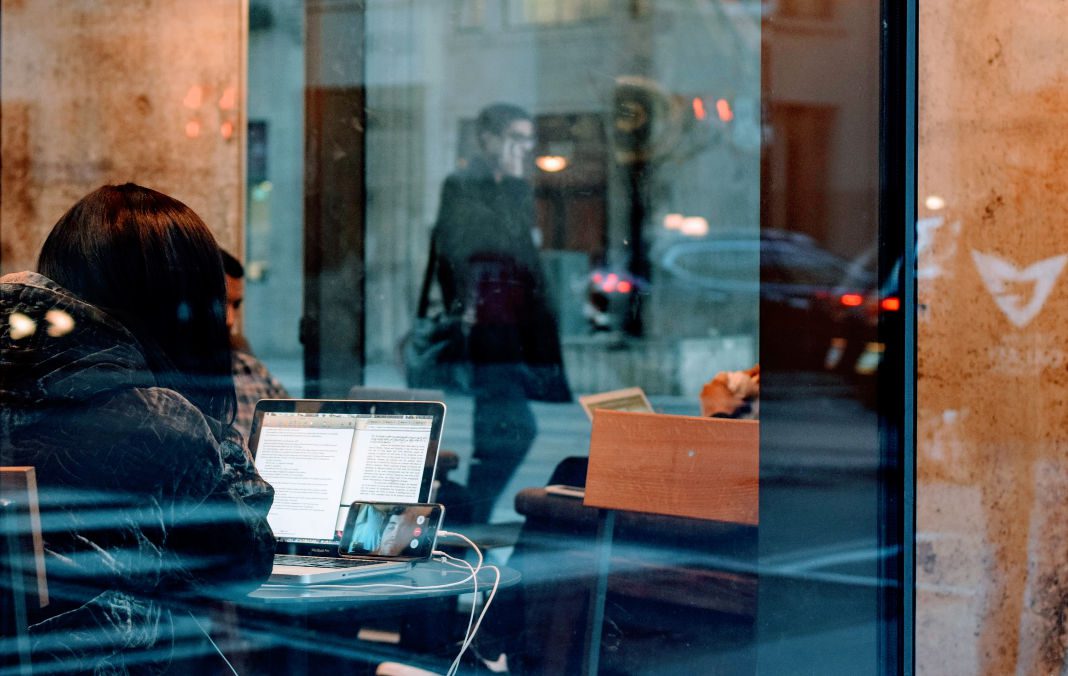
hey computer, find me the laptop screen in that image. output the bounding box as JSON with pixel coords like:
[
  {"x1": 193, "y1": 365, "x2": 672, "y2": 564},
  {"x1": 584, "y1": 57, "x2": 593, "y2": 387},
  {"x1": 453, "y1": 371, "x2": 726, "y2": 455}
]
[{"x1": 248, "y1": 400, "x2": 444, "y2": 548}]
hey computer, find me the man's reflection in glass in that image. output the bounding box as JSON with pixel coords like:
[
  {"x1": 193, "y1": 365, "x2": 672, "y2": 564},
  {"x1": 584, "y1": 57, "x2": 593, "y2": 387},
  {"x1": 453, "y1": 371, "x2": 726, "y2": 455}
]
[{"x1": 432, "y1": 103, "x2": 571, "y2": 523}]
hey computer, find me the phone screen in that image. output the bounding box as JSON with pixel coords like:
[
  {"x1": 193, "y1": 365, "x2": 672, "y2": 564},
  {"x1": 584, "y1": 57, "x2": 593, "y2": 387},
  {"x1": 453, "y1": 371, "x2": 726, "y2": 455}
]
[{"x1": 339, "y1": 502, "x2": 444, "y2": 558}]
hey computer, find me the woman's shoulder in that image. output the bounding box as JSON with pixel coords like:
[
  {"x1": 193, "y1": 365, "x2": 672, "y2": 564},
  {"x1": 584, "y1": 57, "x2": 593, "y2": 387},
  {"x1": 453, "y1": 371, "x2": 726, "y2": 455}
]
[
  {"x1": 125, "y1": 384, "x2": 216, "y2": 424},
  {"x1": 107, "y1": 386, "x2": 222, "y2": 452},
  {"x1": 76, "y1": 386, "x2": 227, "y2": 489},
  {"x1": 2, "y1": 272, "x2": 126, "y2": 331},
  {"x1": 2, "y1": 272, "x2": 154, "y2": 400}
]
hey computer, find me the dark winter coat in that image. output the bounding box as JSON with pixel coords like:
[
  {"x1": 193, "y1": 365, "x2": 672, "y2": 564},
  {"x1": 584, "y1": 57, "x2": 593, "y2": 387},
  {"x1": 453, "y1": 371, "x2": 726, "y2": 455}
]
[
  {"x1": 433, "y1": 158, "x2": 571, "y2": 402},
  {"x1": 1, "y1": 271, "x2": 276, "y2": 673}
]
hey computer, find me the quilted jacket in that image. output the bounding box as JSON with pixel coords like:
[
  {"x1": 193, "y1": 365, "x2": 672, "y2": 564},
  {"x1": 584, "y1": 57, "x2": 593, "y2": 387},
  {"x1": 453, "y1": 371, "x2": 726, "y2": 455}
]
[{"x1": 1, "y1": 271, "x2": 276, "y2": 674}]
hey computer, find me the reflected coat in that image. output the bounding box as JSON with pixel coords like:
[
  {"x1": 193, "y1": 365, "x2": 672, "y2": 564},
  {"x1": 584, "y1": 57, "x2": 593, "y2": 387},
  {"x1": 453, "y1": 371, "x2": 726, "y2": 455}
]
[
  {"x1": 0, "y1": 272, "x2": 276, "y2": 673},
  {"x1": 433, "y1": 159, "x2": 571, "y2": 402}
]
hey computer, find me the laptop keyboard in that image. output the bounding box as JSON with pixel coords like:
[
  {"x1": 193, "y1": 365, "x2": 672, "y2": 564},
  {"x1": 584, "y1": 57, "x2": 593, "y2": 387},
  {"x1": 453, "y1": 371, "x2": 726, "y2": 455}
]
[{"x1": 274, "y1": 555, "x2": 382, "y2": 569}]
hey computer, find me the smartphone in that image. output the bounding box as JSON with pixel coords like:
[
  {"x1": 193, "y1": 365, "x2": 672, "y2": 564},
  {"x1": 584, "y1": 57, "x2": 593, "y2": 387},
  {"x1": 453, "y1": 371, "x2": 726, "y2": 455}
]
[{"x1": 338, "y1": 502, "x2": 445, "y2": 560}]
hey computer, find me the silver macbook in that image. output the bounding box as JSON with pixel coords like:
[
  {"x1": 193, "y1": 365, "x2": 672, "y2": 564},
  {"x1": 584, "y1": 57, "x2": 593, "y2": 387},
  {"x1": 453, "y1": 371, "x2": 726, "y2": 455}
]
[
  {"x1": 270, "y1": 502, "x2": 444, "y2": 584},
  {"x1": 247, "y1": 399, "x2": 445, "y2": 584}
]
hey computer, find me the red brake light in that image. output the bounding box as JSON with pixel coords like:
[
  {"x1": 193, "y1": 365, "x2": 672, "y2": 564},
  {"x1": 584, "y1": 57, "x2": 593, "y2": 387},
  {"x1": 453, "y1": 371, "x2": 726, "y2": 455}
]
[
  {"x1": 692, "y1": 97, "x2": 707, "y2": 120},
  {"x1": 716, "y1": 98, "x2": 734, "y2": 122},
  {"x1": 840, "y1": 293, "x2": 864, "y2": 307},
  {"x1": 617, "y1": 280, "x2": 633, "y2": 294},
  {"x1": 880, "y1": 297, "x2": 901, "y2": 312}
]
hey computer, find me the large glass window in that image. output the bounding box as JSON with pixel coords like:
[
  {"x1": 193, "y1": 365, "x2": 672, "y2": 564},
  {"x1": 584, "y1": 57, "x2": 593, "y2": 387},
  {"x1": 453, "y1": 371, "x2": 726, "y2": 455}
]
[{"x1": 241, "y1": 0, "x2": 907, "y2": 672}]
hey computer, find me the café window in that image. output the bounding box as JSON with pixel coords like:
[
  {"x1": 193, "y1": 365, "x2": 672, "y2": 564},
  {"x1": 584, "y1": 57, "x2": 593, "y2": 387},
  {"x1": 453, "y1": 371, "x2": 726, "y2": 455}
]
[
  {"x1": 242, "y1": 0, "x2": 907, "y2": 672},
  {"x1": 0, "y1": 0, "x2": 911, "y2": 673}
]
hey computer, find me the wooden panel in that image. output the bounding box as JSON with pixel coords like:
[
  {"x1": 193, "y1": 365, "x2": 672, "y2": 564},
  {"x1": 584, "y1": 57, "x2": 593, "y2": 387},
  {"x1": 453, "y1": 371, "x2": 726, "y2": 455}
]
[
  {"x1": 917, "y1": 2, "x2": 1068, "y2": 672},
  {"x1": 302, "y1": 3, "x2": 367, "y2": 396},
  {"x1": 301, "y1": 85, "x2": 366, "y2": 397},
  {"x1": 0, "y1": 0, "x2": 246, "y2": 274},
  {"x1": 0, "y1": 467, "x2": 48, "y2": 608},
  {"x1": 585, "y1": 410, "x2": 759, "y2": 524}
]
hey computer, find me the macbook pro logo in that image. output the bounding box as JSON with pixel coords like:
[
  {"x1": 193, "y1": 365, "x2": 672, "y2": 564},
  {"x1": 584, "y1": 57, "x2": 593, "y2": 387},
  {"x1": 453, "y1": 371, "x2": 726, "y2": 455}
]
[{"x1": 971, "y1": 250, "x2": 1067, "y2": 328}]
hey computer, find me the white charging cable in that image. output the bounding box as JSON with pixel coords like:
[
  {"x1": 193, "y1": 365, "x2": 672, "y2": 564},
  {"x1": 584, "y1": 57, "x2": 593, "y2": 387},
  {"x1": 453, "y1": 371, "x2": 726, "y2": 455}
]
[
  {"x1": 435, "y1": 550, "x2": 479, "y2": 651},
  {"x1": 257, "y1": 529, "x2": 501, "y2": 674},
  {"x1": 434, "y1": 529, "x2": 482, "y2": 672},
  {"x1": 437, "y1": 530, "x2": 483, "y2": 570},
  {"x1": 447, "y1": 564, "x2": 500, "y2": 676},
  {"x1": 436, "y1": 530, "x2": 501, "y2": 676},
  {"x1": 188, "y1": 611, "x2": 240, "y2": 676}
]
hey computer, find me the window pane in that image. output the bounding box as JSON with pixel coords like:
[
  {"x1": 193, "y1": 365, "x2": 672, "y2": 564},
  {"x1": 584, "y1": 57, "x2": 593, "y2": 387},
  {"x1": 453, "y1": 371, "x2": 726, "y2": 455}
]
[{"x1": 246, "y1": 0, "x2": 902, "y2": 672}]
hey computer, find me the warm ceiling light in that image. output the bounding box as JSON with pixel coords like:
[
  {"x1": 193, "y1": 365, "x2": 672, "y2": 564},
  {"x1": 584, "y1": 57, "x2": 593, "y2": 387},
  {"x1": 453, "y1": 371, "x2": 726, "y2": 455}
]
[
  {"x1": 536, "y1": 155, "x2": 568, "y2": 172},
  {"x1": 183, "y1": 86, "x2": 204, "y2": 109},
  {"x1": 681, "y1": 217, "x2": 709, "y2": 236},
  {"x1": 925, "y1": 195, "x2": 946, "y2": 210},
  {"x1": 8, "y1": 312, "x2": 36, "y2": 340},
  {"x1": 664, "y1": 213, "x2": 685, "y2": 230},
  {"x1": 45, "y1": 309, "x2": 75, "y2": 337},
  {"x1": 218, "y1": 86, "x2": 237, "y2": 111}
]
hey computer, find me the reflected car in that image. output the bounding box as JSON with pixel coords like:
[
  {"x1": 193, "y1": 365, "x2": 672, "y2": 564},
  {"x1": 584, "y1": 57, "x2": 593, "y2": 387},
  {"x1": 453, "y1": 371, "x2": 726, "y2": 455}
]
[
  {"x1": 651, "y1": 228, "x2": 877, "y2": 371},
  {"x1": 584, "y1": 268, "x2": 646, "y2": 332},
  {"x1": 834, "y1": 257, "x2": 903, "y2": 406}
]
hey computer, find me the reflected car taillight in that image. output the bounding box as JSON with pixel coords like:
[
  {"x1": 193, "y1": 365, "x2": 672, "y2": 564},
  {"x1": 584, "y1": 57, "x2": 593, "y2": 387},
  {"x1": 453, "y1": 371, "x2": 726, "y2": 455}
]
[
  {"x1": 840, "y1": 293, "x2": 864, "y2": 307},
  {"x1": 880, "y1": 296, "x2": 901, "y2": 312},
  {"x1": 591, "y1": 270, "x2": 636, "y2": 294}
]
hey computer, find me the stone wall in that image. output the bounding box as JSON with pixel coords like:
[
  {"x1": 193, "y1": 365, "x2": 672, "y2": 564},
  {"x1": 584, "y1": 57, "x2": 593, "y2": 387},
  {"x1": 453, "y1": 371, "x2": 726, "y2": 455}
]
[
  {"x1": 1, "y1": 0, "x2": 245, "y2": 273},
  {"x1": 917, "y1": 2, "x2": 1068, "y2": 673}
]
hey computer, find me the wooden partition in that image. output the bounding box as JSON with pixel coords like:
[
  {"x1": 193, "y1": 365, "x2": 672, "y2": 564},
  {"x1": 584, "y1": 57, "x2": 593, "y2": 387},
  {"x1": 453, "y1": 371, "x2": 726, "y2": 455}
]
[
  {"x1": 0, "y1": 0, "x2": 246, "y2": 274},
  {"x1": 585, "y1": 410, "x2": 759, "y2": 525},
  {"x1": 0, "y1": 467, "x2": 48, "y2": 610}
]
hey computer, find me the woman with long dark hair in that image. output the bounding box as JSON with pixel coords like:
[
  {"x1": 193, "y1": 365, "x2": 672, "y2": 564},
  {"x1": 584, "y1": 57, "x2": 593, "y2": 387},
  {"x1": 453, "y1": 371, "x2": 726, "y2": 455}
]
[
  {"x1": 1, "y1": 183, "x2": 275, "y2": 672},
  {"x1": 36, "y1": 183, "x2": 237, "y2": 425}
]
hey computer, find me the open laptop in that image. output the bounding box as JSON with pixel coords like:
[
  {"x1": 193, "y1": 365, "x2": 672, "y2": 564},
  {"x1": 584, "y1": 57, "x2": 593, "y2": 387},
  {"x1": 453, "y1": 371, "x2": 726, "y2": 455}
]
[
  {"x1": 248, "y1": 399, "x2": 445, "y2": 583},
  {"x1": 578, "y1": 386, "x2": 653, "y2": 420}
]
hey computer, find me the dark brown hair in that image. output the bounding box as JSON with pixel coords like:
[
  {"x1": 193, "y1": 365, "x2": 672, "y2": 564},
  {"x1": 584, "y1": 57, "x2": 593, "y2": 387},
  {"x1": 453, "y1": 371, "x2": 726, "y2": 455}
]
[
  {"x1": 476, "y1": 103, "x2": 532, "y2": 143},
  {"x1": 38, "y1": 183, "x2": 235, "y2": 426}
]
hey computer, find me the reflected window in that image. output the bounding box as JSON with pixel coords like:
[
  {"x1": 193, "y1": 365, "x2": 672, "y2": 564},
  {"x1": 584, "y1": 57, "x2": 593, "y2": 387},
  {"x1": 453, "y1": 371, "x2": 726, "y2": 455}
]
[
  {"x1": 779, "y1": 0, "x2": 833, "y2": 21},
  {"x1": 455, "y1": 0, "x2": 487, "y2": 30},
  {"x1": 507, "y1": 0, "x2": 611, "y2": 26}
]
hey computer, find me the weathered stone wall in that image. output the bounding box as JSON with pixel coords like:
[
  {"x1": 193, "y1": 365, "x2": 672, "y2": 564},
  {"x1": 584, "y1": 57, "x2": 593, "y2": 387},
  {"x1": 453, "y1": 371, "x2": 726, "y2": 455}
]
[
  {"x1": 917, "y1": 2, "x2": 1068, "y2": 673},
  {"x1": 1, "y1": 0, "x2": 245, "y2": 273}
]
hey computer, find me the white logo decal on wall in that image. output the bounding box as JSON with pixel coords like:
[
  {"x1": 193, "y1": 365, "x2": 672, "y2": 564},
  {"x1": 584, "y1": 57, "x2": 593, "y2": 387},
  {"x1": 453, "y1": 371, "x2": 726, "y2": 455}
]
[
  {"x1": 971, "y1": 250, "x2": 1067, "y2": 328},
  {"x1": 917, "y1": 216, "x2": 961, "y2": 280}
]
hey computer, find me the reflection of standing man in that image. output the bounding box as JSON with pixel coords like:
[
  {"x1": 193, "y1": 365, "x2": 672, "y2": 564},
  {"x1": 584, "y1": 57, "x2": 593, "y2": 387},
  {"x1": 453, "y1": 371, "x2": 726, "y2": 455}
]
[{"x1": 433, "y1": 103, "x2": 571, "y2": 523}]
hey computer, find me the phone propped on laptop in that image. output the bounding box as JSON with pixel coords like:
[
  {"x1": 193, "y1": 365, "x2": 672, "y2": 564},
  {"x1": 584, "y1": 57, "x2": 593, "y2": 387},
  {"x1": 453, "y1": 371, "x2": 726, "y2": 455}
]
[
  {"x1": 249, "y1": 398, "x2": 446, "y2": 583},
  {"x1": 270, "y1": 502, "x2": 445, "y2": 584}
]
